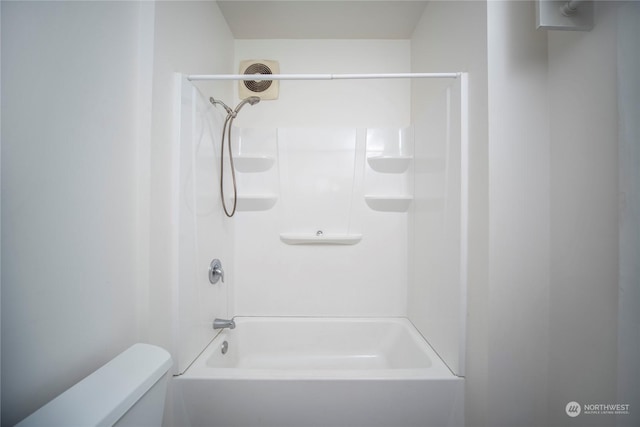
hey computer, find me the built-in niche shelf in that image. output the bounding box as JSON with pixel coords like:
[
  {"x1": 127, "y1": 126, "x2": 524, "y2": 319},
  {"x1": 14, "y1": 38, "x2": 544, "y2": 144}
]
[
  {"x1": 364, "y1": 195, "x2": 413, "y2": 212},
  {"x1": 367, "y1": 155, "x2": 412, "y2": 173},
  {"x1": 235, "y1": 194, "x2": 278, "y2": 211},
  {"x1": 280, "y1": 232, "x2": 363, "y2": 245},
  {"x1": 233, "y1": 155, "x2": 275, "y2": 173}
]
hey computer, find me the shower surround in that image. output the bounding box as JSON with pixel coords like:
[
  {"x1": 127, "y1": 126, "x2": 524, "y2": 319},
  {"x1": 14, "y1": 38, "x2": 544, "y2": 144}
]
[
  {"x1": 167, "y1": 39, "x2": 467, "y2": 427},
  {"x1": 167, "y1": 67, "x2": 467, "y2": 426},
  {"x1": 232, "y1": 125, "x2": 413, "y2": 317}
]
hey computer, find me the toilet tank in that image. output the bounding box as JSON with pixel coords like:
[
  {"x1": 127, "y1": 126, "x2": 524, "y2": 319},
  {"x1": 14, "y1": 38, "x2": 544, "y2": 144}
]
[{"x1": 17, "y1": 343, "x2": 173, "y2": 427}]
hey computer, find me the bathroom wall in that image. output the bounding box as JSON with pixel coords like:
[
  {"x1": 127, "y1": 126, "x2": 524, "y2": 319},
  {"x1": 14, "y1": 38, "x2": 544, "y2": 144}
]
[
  {"x1": 486, "y1": 2, "x2": 552, "y2": 425},
  {"x1": 232, "y1": 40, "x2": 411, "y2": 128},
  {"x1": 170, "y1": 78, "x2": 235, "y2": 374},
  {"x1": 409, "y1": 77, "x2": 468, "y2": 376},
  {"x1": 616, "y1": 3, "x2": 640, "y2": 426},
  {"x1": 547, "y1": 2, "x2": 621, "y2": 426},
  {"x1": 146, "y1": 0, "x2": 234, "y2": 374},
  {"x1": 411, "y1": 1, "x2": 628, "y2": 427},
  {"x1": 1, "y1": 2, "x2": 154, "y2": 425},
  {"x1": 410, "y1": 0, "x2": 488, "y2": 381},
  {"x1": 228, "y1": 40, "x2": 414, "y2": 317},
  {"x1": 1, "y1": 1, "x2": 234, "y2": 424}
]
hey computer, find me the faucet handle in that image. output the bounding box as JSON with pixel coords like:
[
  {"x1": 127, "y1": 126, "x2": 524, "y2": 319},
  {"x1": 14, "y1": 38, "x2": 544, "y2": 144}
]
[{"x1": 209, "y1": 259, "x2": 224, "y2": 284}]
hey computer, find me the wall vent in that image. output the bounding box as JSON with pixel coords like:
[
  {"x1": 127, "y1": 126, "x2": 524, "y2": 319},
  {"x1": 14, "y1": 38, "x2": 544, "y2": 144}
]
[{"x1": 239, "y1": 60, "x2": 280, "y2": 100}]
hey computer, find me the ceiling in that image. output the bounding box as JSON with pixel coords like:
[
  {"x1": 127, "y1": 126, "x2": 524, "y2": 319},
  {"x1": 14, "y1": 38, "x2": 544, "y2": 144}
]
[{"x1": 216, "y1": 1, "x2": 430, "y2": 39}]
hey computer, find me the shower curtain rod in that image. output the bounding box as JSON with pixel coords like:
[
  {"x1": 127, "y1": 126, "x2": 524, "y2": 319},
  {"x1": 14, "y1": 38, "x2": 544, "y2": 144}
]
[{"x1": 187, "y1": 72, "x2": 461, "y2": 81}]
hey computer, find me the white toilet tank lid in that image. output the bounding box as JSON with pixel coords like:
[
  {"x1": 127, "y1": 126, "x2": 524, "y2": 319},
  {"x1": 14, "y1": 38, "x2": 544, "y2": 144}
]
[{"x1": 17, "y1": 343, "x2": 173, "y2": 427}]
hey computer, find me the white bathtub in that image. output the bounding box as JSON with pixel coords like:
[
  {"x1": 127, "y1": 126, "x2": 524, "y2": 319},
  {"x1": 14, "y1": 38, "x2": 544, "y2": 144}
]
[{"x1": 170, "y1": 317, "x2": 464, "y2": 427}]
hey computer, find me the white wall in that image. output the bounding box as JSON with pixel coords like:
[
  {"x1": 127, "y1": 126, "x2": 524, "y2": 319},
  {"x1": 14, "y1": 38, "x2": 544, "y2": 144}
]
[
  {"x1": 233, "y1": 40, "x2": 411, "y2": 128},
  {"x1": 171, "y1": 77, "x2": 235, "y2": 374},
  {"x1": 410, "y1": 77, "x2": 468, "y2": 376},
  {"x1": 412, "y1": 2, "x2": 627, "y2": 427},
  {"x1": 1, "y1": 1, "x2": 235, "y2": 424},
  {"x1": 1, "y1": 2, "x2": 154, "y2": 425},
  {"x1": 487, "y1": 2, "x2": 552, "y2": 425},
  {"x1": 229, "y1": 40, "x2": 413, "y2": 317},
  {"x1": 146, "y1": 0, "x2": 234, "y2": 370},
  {"x1": 547, "y1": 2, "x2": 621, "y2": 425},
  {"x1": 410, "y1": 0, "x2": 488, "y2": 383},
  {"x1": 616, "y1": 3, "x2": 640, "y2": 426}
]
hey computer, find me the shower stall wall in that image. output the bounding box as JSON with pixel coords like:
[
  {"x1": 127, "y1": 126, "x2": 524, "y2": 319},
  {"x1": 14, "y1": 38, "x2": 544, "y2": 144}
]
[
  {"x1": 231, "y1": 125, "x2": 413, "y2": 317},
  {"x1": 169, "y1": 48, "x2": 467, "y2": 425},
  {"x1": 170, "y1": 76, "x2": 235, "y2": 374},
  {"x1": 171, "y1": 71, "x2": 467, "y2": 374},
  {"x1": 170, "y1": 72, "x2": 467, "y2": 426}
]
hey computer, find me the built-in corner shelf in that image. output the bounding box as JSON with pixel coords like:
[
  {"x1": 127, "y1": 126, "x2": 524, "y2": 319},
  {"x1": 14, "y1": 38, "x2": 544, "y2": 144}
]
[
  {"x1": 367, "y1": 155, "x2": 412, "y2": 173},
  {"x1": 233, "y1": 155, "x2": 275, "y2": 173},
  {"x1": 279, "y1": 232, "x2": 363, "y2": 245},
  {"x1": 235, "y1": 194, "x2": 278, "y2": 211},
  {"x1": 364, "y1": 195, "x2": 413, "y2": 212}
]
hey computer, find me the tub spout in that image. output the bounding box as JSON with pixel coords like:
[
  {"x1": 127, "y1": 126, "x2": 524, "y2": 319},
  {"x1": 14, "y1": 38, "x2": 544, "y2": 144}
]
[{"x1": 213, "y1": 318, "x2": 236, "y2": 330}]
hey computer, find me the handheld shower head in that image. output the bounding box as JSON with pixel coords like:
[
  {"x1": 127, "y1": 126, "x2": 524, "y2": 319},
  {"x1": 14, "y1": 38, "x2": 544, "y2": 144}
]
[
  {"x1": 213, "y1": 95, "x2": 261, "y2": 218},
  {"x1": 234, "y1": 96, "x2": 261, "y2": 114},
  {"x1": 209, "y1": 97, "x2": 233, "y2": 115},
  {"x1": 247, "y1": 96, "x2": 261, "y2": 106}
]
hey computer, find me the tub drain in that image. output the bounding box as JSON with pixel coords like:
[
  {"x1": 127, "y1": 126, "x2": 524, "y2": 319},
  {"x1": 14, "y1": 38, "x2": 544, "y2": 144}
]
[{"x1": 221, "y1": 341, "x2": 229, "y2": 355}]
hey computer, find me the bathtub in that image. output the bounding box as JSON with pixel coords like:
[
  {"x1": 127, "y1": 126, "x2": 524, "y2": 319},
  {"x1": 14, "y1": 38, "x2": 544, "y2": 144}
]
[{"x1": 170, "y1": 317, "x2": 464, "y2": 427}]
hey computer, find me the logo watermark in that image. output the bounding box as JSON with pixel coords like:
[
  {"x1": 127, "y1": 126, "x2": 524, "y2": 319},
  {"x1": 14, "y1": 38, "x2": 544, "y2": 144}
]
[
  {"x1": 565, "y1": 402, "x2": 581, "y2": 417},
  {"x1": 565, "y1": 401, "x2": 631, "y2": 417}
]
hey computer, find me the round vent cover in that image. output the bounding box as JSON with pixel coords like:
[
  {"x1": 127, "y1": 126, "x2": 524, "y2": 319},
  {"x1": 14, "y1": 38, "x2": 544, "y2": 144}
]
[
  {"x1": 239, "y1": 59, "x2": 279, "y2": 100},
  {"x1": 243, "y1": 63, "x2": 273, "y2": 93}
]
